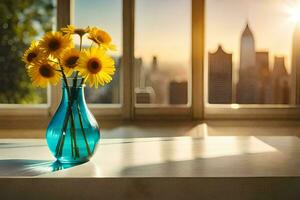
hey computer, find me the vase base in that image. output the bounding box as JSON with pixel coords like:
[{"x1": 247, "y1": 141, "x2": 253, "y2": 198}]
[{"x1": 57, "y1": 157, "x2": 90, "y2": 164}]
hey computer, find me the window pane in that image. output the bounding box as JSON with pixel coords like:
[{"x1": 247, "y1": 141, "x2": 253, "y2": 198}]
[
  {"x1": 135, "y1": 0, "x2": 191, "y2": 105},
  {"x1": 206, "y1": 0, "x2": 297, "y2": 105},
  {"x1": 74, "y1": 0, "x2": 122, "y2": 104},
  {"x1": 0, "y1": 0, "x2": 55, "y2": 104}
]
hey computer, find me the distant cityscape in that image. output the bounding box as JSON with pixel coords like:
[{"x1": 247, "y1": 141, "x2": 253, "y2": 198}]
[
  {"x1": 134, "y1": 56, "x2": 188, "y2": 104},
  {"x1": 85, "y1": 21, "x2": 300, "y2": 105},
  {"x1": 209, "y1": 22, "x2": 300, "y2": 104},
  {"x1": 84, "y1": 55, "x2": 188, "y2": 105}
]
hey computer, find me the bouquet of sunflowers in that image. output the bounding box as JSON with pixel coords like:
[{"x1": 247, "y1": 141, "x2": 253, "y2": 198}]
[
  {"x1": 22, "y1": 25, "x2": 116, "y2": 88},
  {"x1": 22, "y1": 25, "x2": 116, "y2": 162}
]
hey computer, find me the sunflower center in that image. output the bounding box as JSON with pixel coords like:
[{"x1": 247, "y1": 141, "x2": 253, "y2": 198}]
[
  {"x1": 65, "y1": 56, "x2": 79, "y2": 68},
  {"x1": 39, "y1": 64, "x2": 54, "y2": 78},
  {"x1": 96, "y1": 35, "x2": 104, "y2": 43},
  {"x1": 27, "y1": 52, "x2": 37, "y2": 62},
  {"x1": 87, "y1": 58, "x2": 102, "y2": 74},
  {"x1": 48, "y1": 39, "x2": 60, "y2": 51},
  {"x1": 75, "y1": 29, "x2": 86, "y2": 37}
]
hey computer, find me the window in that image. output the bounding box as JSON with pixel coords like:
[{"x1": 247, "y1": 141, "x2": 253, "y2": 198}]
[
  {"x1": 2, "y1": 0, "x2": 300, "y2": 124},
  {"x1": 0, "y1": 0, "x2": 55, "y2": 105},
  {"x1": 134, "y1": 0, "x2": 191, "y2": 106},
  {"x1": 204, "y1": 0, "x2": 300, "y2": 119},
  {"x1": 205, "y1": 0, "x2": 297, "y2": 105}
]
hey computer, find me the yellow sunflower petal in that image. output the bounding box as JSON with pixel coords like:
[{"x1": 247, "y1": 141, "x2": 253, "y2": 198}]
[
  {"x1": 87, "y1": 27, "x2": 116, "y2": 51},
  {"x1": 76, "y1": 47, "x2": 115, "y2": 88},
  {"x1": 61, "y1": 25, "x2": 75, "y2": 35},
  {"x1": 22, "y1": 41, "x2": 47, "y2": 66},
  {"x1": 61, "y1": 25, "x2": 89, "y2": 37},
  {"x1": 27, "y1": 61, "x2": 61, "y2": 88},
  {"x1": 39, "y1": 31, "x2": 73, "y2": 58},
  {"x1": 60, "y1": 48, "x2": 80, "y2": 77}
]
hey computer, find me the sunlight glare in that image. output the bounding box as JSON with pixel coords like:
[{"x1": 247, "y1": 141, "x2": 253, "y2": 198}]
[{"x1": 289, "y1": 3, "x2": 300, "y2": 22}]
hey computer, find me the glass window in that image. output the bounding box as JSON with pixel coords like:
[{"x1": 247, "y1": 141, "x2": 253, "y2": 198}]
[
  {"x1": 135, "y1": 0, "x2": 191, "y2": 106},
  {"x1": 206, "y1": 0, "x2": 298, "y2": 105},
  {"x1": 0, "y1": 0, "x2": 55, "y2": 104},
  {"x1": 74, "y1": 0, "x2": 122, "y2": 104}
]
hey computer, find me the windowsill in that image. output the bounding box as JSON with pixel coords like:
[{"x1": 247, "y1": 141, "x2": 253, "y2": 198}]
[
  {"x1": 1, "y1": 120, "x2": 300, "y2": 138},
  {"x1": 1, "y1": 135, "x2": 300, "y2": 199}
]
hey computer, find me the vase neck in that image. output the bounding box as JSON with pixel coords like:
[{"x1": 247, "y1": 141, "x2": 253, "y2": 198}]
[{"x1": 62, "y1": 85, "x2": 85, "y2": 104}]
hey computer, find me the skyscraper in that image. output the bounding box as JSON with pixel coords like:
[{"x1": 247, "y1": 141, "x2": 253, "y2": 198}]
[
  {"x1": 236, "y1": 23, "x2": 258, "y2": 104},
  {"x1": 169, "y1": 81, "x2": 188, "y2": 104},
  {"x1": 145, "y1": 56, "x2": 169, "y2": 104},
  {"x1": 291, "y1": 22, "x2": 300, "y2": 104},
  {"x1": 208, "y1": 45, "x2": 232, "y2": 103},
  {"x1": 271, "y1": 56, "x2": 290, "y2": 104},
  {"x1": 134, "y1": 57, "x2": 143, "y2": 88},
  {"x1": 255, "y1": 51, "x2": 271, "y2": 103}
]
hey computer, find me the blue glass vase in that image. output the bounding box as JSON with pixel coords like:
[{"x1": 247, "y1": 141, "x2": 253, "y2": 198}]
[{"x1": 46, "y1": 79, "x2": 100, "y2": 164}]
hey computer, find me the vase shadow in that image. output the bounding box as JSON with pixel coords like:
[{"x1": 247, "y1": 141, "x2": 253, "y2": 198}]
[{"x1": 0, "y1": 159, "x2": 80, "y2": 176}]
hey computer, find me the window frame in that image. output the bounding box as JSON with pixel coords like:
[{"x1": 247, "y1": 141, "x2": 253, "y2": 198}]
[
  {"x1": 68, "y1": 0, "x2": 204, "y2": 120},
  {"x1": 131, "y1": 0, "x2": 204, "y2": 120},
  {"x1": 2, "y1": 0, "x2": 300, "y2": 127},
  {"x1": 202, "y1": 0, "x2": 300, "y2": 120}
]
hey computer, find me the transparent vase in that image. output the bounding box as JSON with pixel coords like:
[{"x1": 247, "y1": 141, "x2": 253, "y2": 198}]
[{"x1": 46, "y1": 79, "x2": 100, "y2": 164}]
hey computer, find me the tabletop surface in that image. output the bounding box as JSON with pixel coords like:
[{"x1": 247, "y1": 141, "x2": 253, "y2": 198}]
[{"x1": 0, "y1": 135, "x2": 300, "y2": 177}]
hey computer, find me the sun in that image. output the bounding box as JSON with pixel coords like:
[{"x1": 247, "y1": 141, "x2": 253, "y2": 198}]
[
  {"x1": 288, "y1": 3, "x2": 300, "y2": 22},
  {"x1": 291, "y1": 10, "x2": 300, "y2": 22}
]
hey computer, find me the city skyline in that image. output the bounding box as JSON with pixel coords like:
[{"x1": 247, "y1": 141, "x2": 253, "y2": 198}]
[
  {"x1": 74, "y1": 0, "x2": 300, "y2": 104},
  {"x1": 209, "y1": 22, "x2": 291, "y2": 104},
  {"x1": 206, "y1": 0, "x2": 300, "y2": 74}
]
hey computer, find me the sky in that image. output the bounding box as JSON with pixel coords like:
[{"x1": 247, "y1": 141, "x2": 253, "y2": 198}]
[
  {"x1": 74, "y1": 0, "x2": 190, "y2": 69},
  {"x1": 206, "y1": 0, "x2": 300, "y2": 74},
  {"x1": 74, "y1": 0, "x2": 300, "y2": 73}
]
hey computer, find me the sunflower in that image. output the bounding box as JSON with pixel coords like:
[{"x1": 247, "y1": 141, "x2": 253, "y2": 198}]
[
  {"x1": 77, "y1": 47, "x2": 115, "y2": 88},
  {"x1": 40, "y1": 32, "x2": 73, "y2": 58},
  {"x1": 61, "y1": 25, "x2": 89, "y2": 37},
  {"x1": 87, "y1": 27, "x2": 116, "y2": 51},
  {"x1": 60, "y1": 48, "x2": 80, "y2": 76},
  {"x1": 27, "y1": 61, "x2": 61, "y2": 88},
  {"x1": 22, "y1": 41, "x2": 46, "y2": 65}
]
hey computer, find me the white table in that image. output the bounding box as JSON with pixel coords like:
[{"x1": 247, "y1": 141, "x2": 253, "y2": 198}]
[{"x1": 1, "y1": 136, "x2": 300, "y2": 199}]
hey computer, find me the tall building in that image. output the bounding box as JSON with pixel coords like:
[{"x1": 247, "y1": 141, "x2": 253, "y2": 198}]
[
  {"x1": 271, "y1": 56, "x2": 290, "y2": 104},
  {"x1": 134, "y1": 57, "x2": 154, "y2": 104},
  {"x1": 255, "y1": 51, "x2": 271, "y2": 103},
  {"x1": 208, "y1": 45, "x2": 232, "y2": 104},
  {"x1": 145, "y1": 56, "x2": 169, "y2": 104},
  {"x1": 169, "y1": 81, "x2": 188, "y2": 104},
  {"x1": 134, "y1": 57, "x2": 143, "y2": 88},
  {"x1": 291, "y1": 22, "x2": 300, "y2": 104},
  {"x1": 236, "y1": 23, "x2": 258, "y2": 104}
]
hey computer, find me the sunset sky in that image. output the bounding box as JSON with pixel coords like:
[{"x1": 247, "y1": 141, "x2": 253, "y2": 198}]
[
  {"x1": 74, "y1": 0, "x2": 300, "y2": 73},
  {"x1": 74, "y1": 0, "x2": 190, "y2": 69},
  {"x1": 206, "y1": 0, "x2": 300, "y2": 74}
]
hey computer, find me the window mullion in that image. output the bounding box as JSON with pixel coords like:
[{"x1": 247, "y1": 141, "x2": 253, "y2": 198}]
[
  {"x1": 50, "y1": 0, "x2": 72, "y2": 116},
  {"x1": 122, "y1": 0, "x2": 135, "y2": 120},
  {"x1": 192, "y1": 0, "x2": 204, "y2": 119}
]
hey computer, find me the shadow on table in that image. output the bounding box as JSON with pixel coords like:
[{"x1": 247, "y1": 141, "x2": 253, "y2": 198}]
[
  {"x1": 119, "y1": 151, "x2": 294, "y2": 177},
  {"x1": 0, "y1": 159, "x2": 79, "y2": 176}
]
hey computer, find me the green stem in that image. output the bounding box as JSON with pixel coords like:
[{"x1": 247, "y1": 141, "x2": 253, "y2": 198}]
[
  {"x1": 55, "y1": 69, "x2": 71, "y2": 157},
  {"x1": 79, "y1": 35, "x2": 83, "y2": 51},
  {"x1": 55, "y1": 66, "x2": 80, "y2": 159},
  {"x1": 80, "y1": 78, "x2": 85, "y2": 86},
  {"x1": 77, "y1": 105, "x2": 92, "y2": 156},
  {"x1": 70, "y1": 108, "x2": 79, "y2": 158},
  {"x1": 68, "y1": 35, "x2": 83, "y2": 158}
]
